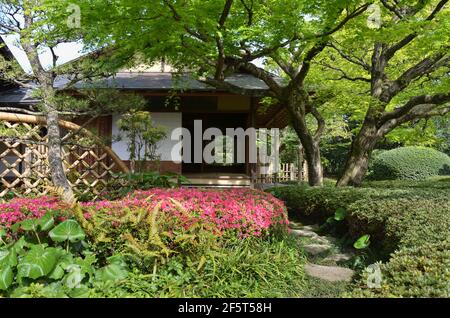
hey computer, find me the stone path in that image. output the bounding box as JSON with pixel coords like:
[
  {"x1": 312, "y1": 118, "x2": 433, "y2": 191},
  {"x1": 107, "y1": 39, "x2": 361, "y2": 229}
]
[{"x1": 290, "y1": 221, "x2": 355, "y2": 283}]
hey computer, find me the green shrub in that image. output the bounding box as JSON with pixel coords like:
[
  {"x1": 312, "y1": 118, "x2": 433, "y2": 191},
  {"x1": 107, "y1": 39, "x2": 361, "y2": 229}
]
[
  {"x1": 269, "y1": 185, "x2": 450, "y2": 251},
  {"x1": 351, "y1": 241, "x2": 450, "y2": 298},
  {"x1": 370, "y1": 146, "x2": 450, "y2": 181},
  {"x1": 363, "y1": 176, "x2": 450, "y2": 190},
  {"x1": 100, "y1": 172, "x2": 187, "y2": 200},
  {"x1": 346, "y1": 195, "x2": 450, "y2": 251},
  {"x1": 269, "y1": 183, "x2": 450, "y2": 297},
  {"x1": 268, "y1": 185, "x2": 408, "y2": 221}
]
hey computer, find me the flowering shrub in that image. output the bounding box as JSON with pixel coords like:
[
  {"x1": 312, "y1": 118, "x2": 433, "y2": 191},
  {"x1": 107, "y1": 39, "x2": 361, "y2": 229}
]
[
  {"x1": 0, "y1": 197, "x2": 69, "y2": 229},
  {"x1": 0, "y1": 189, "x2": 288, "y2": 237},
  {"x1": 85, "y1": 188, "x2": 288, "y2": 236}
]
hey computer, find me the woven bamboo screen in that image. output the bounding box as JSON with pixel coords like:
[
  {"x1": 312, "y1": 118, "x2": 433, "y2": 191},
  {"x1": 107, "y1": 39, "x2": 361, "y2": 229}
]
[{"x1": 0, "y1": 113, "x2": 128, "y2": 200}]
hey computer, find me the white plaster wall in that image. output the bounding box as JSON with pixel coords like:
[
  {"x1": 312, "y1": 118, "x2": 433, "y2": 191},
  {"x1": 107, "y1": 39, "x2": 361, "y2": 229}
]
[{"x1": 112, "y1": 112, "x2": 182, "y2": 162}]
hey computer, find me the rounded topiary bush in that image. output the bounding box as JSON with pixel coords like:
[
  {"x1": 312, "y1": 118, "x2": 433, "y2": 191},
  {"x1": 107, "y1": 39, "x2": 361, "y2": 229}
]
[{"x1": 371, "y1": 146, "x2": 450, "y2": 180}]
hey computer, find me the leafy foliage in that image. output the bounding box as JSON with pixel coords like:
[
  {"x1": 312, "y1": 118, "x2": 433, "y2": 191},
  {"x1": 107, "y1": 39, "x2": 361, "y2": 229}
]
[
  {"x1": 351, "y1": 240, "x2": 450, "y2": 298},
  {"x1": 102, "y1": 172, "x2": 188, "y2": 200},
  {"x1": 0, "y1": 216, "x2": 128, "y2": 297}
]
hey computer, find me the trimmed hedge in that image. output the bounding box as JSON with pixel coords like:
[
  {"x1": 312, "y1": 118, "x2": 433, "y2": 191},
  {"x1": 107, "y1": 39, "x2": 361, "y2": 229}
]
[
  {"x1": 268, "y1": 185, "x2": 450, "y2": 250},
  {"x1": 268, "y1": 180, "x2": 450, "y2": 297},
  {"x1": 352, "y1": 241, "x2": 450, "y2": 298},
  {"x1": 370, "y1": 146, "x2": 450, "y2": 180}
]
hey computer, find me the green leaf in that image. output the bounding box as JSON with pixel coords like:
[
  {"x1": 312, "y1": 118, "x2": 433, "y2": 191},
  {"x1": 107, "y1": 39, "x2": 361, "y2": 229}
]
[
  {"x1": 38, "y1": 213, "x2": 55, "y2": 231},
  {"x1": 107, "y1": 254, "x2": 126, "y2": 266},
  {"x1": 71, "y1": 254, "x2": 97, "y2": 280},
  {"x1": 49, "y1": 220, "x2": 85, "y2": 243},
  {"x1": 64, "y1": 264, "x2": 85, "y2": 289},
  {"x1": 48, "y1": 264, "x2": 65, "y2": 280},
  {"x1": 353, "y1": 234, "x2": 371, "y2": 250},
  {"x1": 68, "y1": 286, "x2": 90, "y2": 298},
  {"x1": 49, "y1": 252, "x2": 74, "y2": 280},
  {"x1": 11, "y1": 237, "x2": 27, "y2": 254},
  {"x1": 0, "y1": 266, "x2": 14, "y2": 290},
  {"x1": 334, "y1": 207, "x2": 348, "y2": 221},
  {"x1": 325, "y1": 216, "x2": 336, "y2": 224},
  {"x1": 0, "y1": 249, "x2": 17, "y2": 267},
  {"x1": 0, "y1": 228, "x2": 6, "y2": 238},
  {"x1": 95, "y1": 263, "x2": 128, "y2": 282},
  {"x1": 10, "y1": 223, "x2": 21, "y2": 233},
  {"x1": 17, "y1": 246, "x2": 58, "y2": 279},
  {"x1": 19, "y1": 219, "x2": 38, "y2": 232}
]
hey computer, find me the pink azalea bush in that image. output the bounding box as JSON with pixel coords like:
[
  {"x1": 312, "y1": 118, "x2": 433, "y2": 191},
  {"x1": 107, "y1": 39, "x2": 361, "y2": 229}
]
[
  {"x1": 0, "y1": 188, "x2": 288, "y2": 237},
  {"x1": 0, "y1": 196, "x2": 69, "y2": 229}
]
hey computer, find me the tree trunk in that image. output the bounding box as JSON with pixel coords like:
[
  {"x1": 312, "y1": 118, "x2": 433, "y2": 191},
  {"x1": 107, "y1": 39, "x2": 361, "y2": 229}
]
[
  {"x1": 303, "y1": 139, "x2": 323, "y2": 186},
  {"x1": 20, "y1": 18, "x2": 74, "y2": 203},
  {"x1": 286, "y1": 92, "x2": 324, "y2": 186},
  {"x1": 289, "y1": 112, "x2": 323, "y2": 186},
  {"x1": 337, "y1": 119, "x2": 379, "y2": 186},
  {"x1": 46, "y1": 109, "x2": 75, "y2": 203}
]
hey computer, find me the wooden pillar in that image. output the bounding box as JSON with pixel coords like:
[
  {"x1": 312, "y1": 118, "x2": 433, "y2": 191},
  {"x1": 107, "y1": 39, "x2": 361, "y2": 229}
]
[{"x1": 248, "y1": 98, "x2": 257, "y2": 186}]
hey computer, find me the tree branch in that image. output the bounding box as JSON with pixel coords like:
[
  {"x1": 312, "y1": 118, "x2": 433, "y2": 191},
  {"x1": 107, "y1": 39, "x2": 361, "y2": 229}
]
[
  {"x1": 311, "y1": 106, "x2": 325, "y2": 141},
  {"x1": 391, "y1": 52, "x2": 448, "y2": 95},
  {"x1": 380, "y1": 0, "x2": 404, "y2": 19},
  {"x1": 247, "y1": 3, "x2": 370, "y2": 61},
  {"x1": 215, "y1": 0, "x2": 234, "y2": 80},
  {"x1": 328, "y1": 42, "x2": 371, "y2": 71},
  {"x1": 0, "y1": 107, "x2": 43, "y2": 116},
  {"x1": 384, "y1": 0, "x2": 448, "y2": 61},
  {"x1": 239, "y1": 0, "x2": 253, "y2": 26},
  {"x1": 316, "y1": 61, "x2": 371, "y2": 82},
  {"x1": 378, "y1": 104, "x2": 450, "y2": 136},
  {"x1": 163, "y1": 0, "x2": 211, "y2": 42},
  {"x1": 380, "y1": 92, "x2": 450, "y2": 123}
]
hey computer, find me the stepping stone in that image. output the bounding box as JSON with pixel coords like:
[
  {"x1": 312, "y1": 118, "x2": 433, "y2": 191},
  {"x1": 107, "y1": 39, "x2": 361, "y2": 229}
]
[
  {"x1": 303, "y1": 244, "x2": 331, "y2": 256},
  {"x1": 288, "y1": 221, "x2": 303, "y2": 229},
  {"x1": 305, "y1": 263, "x2": 354, "y2": 282},
  {"x1": 291, "y1": 229, "x2": 318, "y2": 238},
  {"x1": 323, "y1": 253, "x2": 353, "y2": 263},
  {"x1": 314, "y1": 235, "x2": 337, "y2": 245},
  {"x1": 301, "y1": 224, "x2": 320, "y2": 232}
]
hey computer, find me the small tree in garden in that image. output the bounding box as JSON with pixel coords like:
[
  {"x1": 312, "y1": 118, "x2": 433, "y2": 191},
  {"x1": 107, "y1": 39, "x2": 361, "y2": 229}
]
[
  {"x1": 116, "y1": 110, "x2": 166, "y2": 173},
  {"x1": 0, "y1": 1, "x2": 139, "y2": 202}
]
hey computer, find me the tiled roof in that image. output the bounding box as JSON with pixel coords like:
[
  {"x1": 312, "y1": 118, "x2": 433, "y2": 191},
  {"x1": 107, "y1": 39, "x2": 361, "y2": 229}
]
[
  {"x1": 0, "y1": 72, "x2": 280, "y2": 104},
  {"x1": 54, "y1": 72, "x2": 275, "y2": 91},
  {"x1": 0, "y1": 87, "x2": 39, "y2": 104}
]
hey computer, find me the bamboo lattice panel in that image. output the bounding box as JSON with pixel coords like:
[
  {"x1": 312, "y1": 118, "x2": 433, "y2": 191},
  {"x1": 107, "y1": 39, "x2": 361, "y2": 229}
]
[{"x1": 0, "y1": 121, "x2": 118, "y2": 200}]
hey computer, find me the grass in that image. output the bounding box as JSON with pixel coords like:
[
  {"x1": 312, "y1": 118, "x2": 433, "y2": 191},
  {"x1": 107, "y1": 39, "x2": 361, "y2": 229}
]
[{"x1": 79, "y1": 232, "x2": 309, "y2": 298}]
